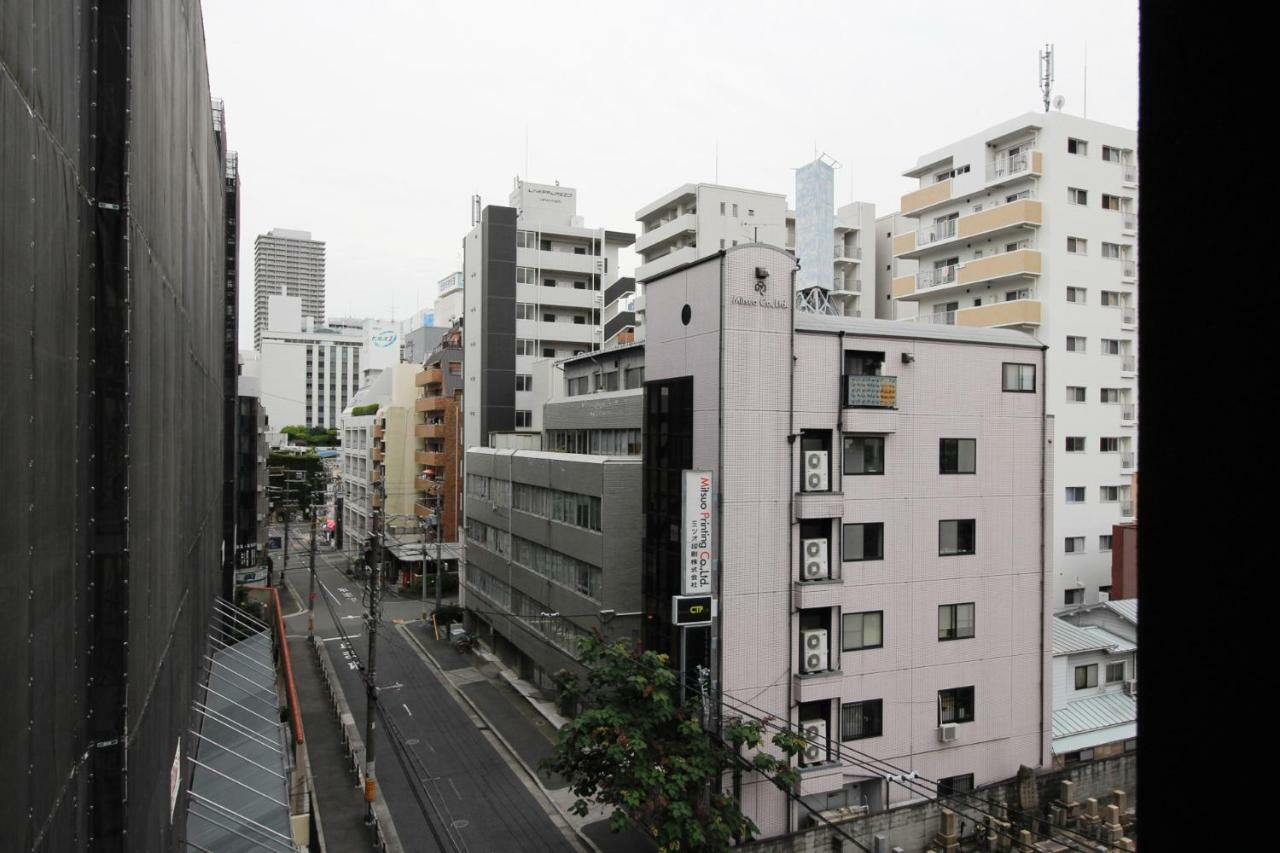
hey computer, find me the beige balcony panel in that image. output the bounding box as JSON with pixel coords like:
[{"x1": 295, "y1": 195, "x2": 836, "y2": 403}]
[
  {"x1": 415, "y1": 423, "x2": 445, "y2": 439},
  {"x1": 891, "y1": 275, "x2": 917, "y2": 299},
  {"x1": 1032, "y1": 151, "x2": 1043, "y2": 174},
  {"x1": 891, "y1": 232, "x2": 916, "y2": 257},
  {"x1": 957, "y1": 199, "x2": 1042, "y2": 239},
  {"x1": 956, "y1": 249, "x2": 1041, "y2": 286},
  {"x1": 901, "y1": 179, "x2": 951, "y2": 215},
  {"x1": 956, "y1": 299, "x2": 1042, "y2": 328}
]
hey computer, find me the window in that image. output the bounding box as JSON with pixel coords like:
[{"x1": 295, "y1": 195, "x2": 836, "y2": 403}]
[
  {"x1": 516, "y1": 338, "x2": 537, "y2": 356},
  {"x1": 1101, "y1": 339, "x2": 1121, "y2": 355},
  {"x1": 567, "y1": 376, "x2": 589, "y2": 396},
  {"x1": 573, "y1": 315, "x2": 586, "y2": 325},
  {"x1": 1001, "y1": 362, "x2": 1036, "y2": 392},
  {"x1": 1101, "y1": 242, "x2": 1121, "y2": 259},
  {"x1": 842, "y1": 523, "x2": 884, "y2": 562},
  {"x1": 1106, "y1": 662, "x2": 1126, "y2": 683},
  {"x1": 542, "y1": 347, "x2": 556, "y2": 358},
  {"x1": 1067, "y1": 237, "x2": 1087, "y2": 255},
  {"x1": 840, "y1": 699, "x2": 883, "y2": 740},
  {"x1": 1067, "y1": 138, "x2": 1088, "y2": 156},
  {"x1": 1068, "y1": 187, "x2": 1088, "y2": 205},
  {"x1": 1102, "y1": 145, "x2": 1121, "y2": 162},
  {"x1": 1099, "y1": 535, "x2": 1113, "y2": 551},
  {"x1": 842, "y1": 611, "x2": 883, "y2": 651},
  {"x1": 1066, "y1": 336, "x2": 1086, "y2": 353},
  {"x1": 1066, "y1": 487, "x2": 1085, "y2": 503},
  {"x1": 1065, "y1": 537, "x2": 1085, "y2": 554},
  {"x1": 1098, "y1": 585, "x2": 1112, "y2": 600},
  {"x1": 623, "y1": 366, "x2": 645, "y2": 390},
  {"x1": 1074, "y1": 664, "x2": 1099, "y2": 689},
  {"x1": 573, "y1": 280, "x2": 586, "y2": 289},
  {"x1": 1066, "y1": 437, "x2": 1085, "y2": 452},
  {"x1": 1067, "y1": 386, "x2": 1086, "y2": 402},
  {"x1": 515, "y1": 374, "x2": 533, "y2": 392},
  {"x1": 747, "y1": 208, "x2": 755, "y2": 216},
  {"x1": 1100, "y1": 437, "x2": 1119, "y2": 452},
  {"x1": 938, "y1": 603, "x2": 975, "y2": 641},
  {"x1": 939, "y1": 439, "x2": 976, "y2": 474},
  {"x1": 843, "y1": 436, "x2": 885, "y2": 475},
  {"x1": 574, "y1": 246, "x2": 586, "y2": 255},
  {"x1": 517, "y1": 303, "x2": 536, "y2": 320},
  {"x1": 543, "y1": 278, "x2": 556, "y2": 288},
  {"x1": 938, "y1": 519, "x2": 976, "y2": 556},
  {"x1": 1066, "y1": 287, "x2": 1086, "y2": 303},
  {"x1": 938, "y1": 774, "x2": 975, "y2": 797},
  {"x1": 1100, "y1": 486, "x2": 1120, "y2": 502},
  {"x1": 1102, "y1": 194, "x2": 1121, "y2": 210},
  {"x1": 1006, "y1": 288, "x2": 1030, "y2": 301},
  {"x1": 1101, "y1": 291, "x2": 1123, "y2": 307},
  {"x1": 1100, "y1": 388, "x2": 1122, "y2": 403},
  {"x1": 720, "y1": 202, "x2": 726, "y2": 215},
  {"x1": 1064, "y1": 587, "x2": 1085, "y2": 605},
  {"x1": 516, "y1": 230, "x2": 537, "y2": 248},
  {"x1": 938, "y1": 687, "x2": 975, "y2": 724},
  {"x1": 516, "y1": 266, "x2": 537, "y2": 284}
]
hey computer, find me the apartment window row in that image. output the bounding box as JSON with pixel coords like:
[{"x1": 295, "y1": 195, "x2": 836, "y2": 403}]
[
  {"x1": 467, "y1": 474, "x2": 512, "y2": 506},
  {"x1": 1066, "y1": 485, "x2": 1128, "y2": 502},
  {"x1": 1074, "y1": 661, "x2": 1128, "y2": 690},
  {"x1": 842, "y1": 436, "x2": 974, "y2": 476},
  {"x1": 1068, "y1": 138, "x2": 1128, "y2": 163},
  {"x1": 465, "y1": 517, "x2": 603, "y2": 600},
  {"x1": 512, "y1": 482, "x2": 602, "y2": 532},
  {"x1": 841, "y1": 604, "x2": 973, "y2": 651},
  {"x1": 545, "y1": 428, "x2": 641, "y2": 456},
  {"x1": 841, "y1": 519, "x2": 975, "y2": 561},
  {"x1": 834, "y1": 684, "x2": 976, "y2": 743},
  {"x1": 1067, "y1": 237, "x2": 1132, "y2": 259},
  {"x1": 511, "y1": 589, "x2": 593, "y2": 658},
  {"x1": 1066, "y1": 387, "x2": 1131, "y2": 403},
  {"x1": 465, "y1": 564, "x2": 512, "y2": 609}
]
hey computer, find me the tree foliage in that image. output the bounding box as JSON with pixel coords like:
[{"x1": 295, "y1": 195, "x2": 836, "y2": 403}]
[
  {"x1": 279, "y1": 424, "x2": 339, "y2": 446},
  {"x1": 541, "y1": 635, "x2": 805, "y2": 852}
]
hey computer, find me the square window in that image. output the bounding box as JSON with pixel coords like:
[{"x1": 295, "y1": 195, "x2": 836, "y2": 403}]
[
  {"x1": 1067, "y1": 138, "x2": 1088, "y2": 156},
  {"x1": 1101, "y1": 339, "x2": 1121, "y2": 355},
  {"x1": 1065, "y1": 587, "x2": 1085, "y2": 605},
  {"x1": 938, "y1": 602, "x2": 975, "y2": 641},
  {"x1": 1101, "y1": 388, "x2": 1122, "y2": 403},
  {"x1": 1066, "y1": 336, "x2": 1087, "y2": 353},
  {"x1": 938, "y1": 686, "x2": 975, "y2": 724},
  {"x1": 840, "y1": 699, "x2": 883, "y2": 740},
  {"x1": 1001, "y1": 362, "x2": 1036, "y2": 392},
  {"x1": 1106, "y1": 662, "x2": 1126, "y2": 683},
  {"x1": 543, "y1": 313, "x2": 556, "y2": 323},
  {"x1": 938, "y1": 519, "x2": 975, "y2": 556},
  {"x1": 843, "y1": 435, "x2": 885, "y2": 475},
  {"x1": 842, "y1": 523, "x2": 884, "y2": 562},
  {"x1": 1101, "y1": 291, "x2": 1121, "y2": 306},
  {"x1": 1102, "y1": 242, "x2": 1121, "y2": 259},
  {"x1": 1102, "y1": 145, "x2": 1121, "y2": 162},
  {"x1": 939, "y1": 438, "x2": 976, "y2": 474},
  {"x1": 1067, "y1": 237, "x2": 1087, "y2": 255},
  {"x1": 1066, "y1": 437, "x2": 1086, "y2": 452},
  {"x1": 1100, "y1": 437, "x2": 1120, "y2": 452},
  {"x1": 1100, "y1": 486, "x2": 1120, "y2": 502},
  {"x1": 543, "y1": 278, "x2": 556, "y2": 288},
  {"x1": 1066, "y1": 487, "x2": 1085, "y2": 503},
  {"x1": 1066, "y1": 287, "x2": 1086, "y2": 304},
  {"x1": 1102, "y1": 194, "x2": 1121, "y2": 210},
  {"x1": 542, "y1": 347, "x2": 556, "y2": 358},
  {"x1": 842, "y1": 611, "x2": 883, "y2": 651},
  {"x1": 1068, "y1": 187, "x2": 1088, "y2": 205},
  {"x1": 1065, "y1": 536, "x2": 1086, "y2": 554},
  {"x1": 1099, "y1": 535, "x2": 1113, "y2": 551},
  {"x1": 1075, "y1": 664, "x2": 1099, "y2": 689},
  {"x1": 1067, "y1": 386, "x2": 1086, "y2": 402},
  {"x1": 938, "y1": 774, "x2": 975, "y2": 797}
]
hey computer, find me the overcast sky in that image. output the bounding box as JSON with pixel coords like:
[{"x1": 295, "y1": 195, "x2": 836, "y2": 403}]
[{"x1": 202, "y1": 0, "x2": 1138, "y2": 345}]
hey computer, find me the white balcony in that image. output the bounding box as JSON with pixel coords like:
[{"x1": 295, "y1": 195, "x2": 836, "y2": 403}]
[
  {"x1": 1122, "y1": 355, "x2": 1136, "y2": 373},
  {"x1": 1120, "y1": 502, "x2": 1134, "y2": 518},
  {"x1": 1122, "y1": 260, "x2": 1137, "y2": 279},
  {"x1": 517, "y1": 247, "x2": 601, "y2": 276},
  {"x1": 636, "y1": 246, "x2": 697, "y2": 283},
  {"x1": 1121, "y1": 404, "x2": 1136, "y2": 422},
  {"x1": 1120, "y1": 453, "x2": 1135, "y2": 471},
  {"x1": 517, "y1": 283, "x2": 602, "y2": 310},
  {"x1": 1121, "y1": 306, "x2": 1137, "y2": 327},
  {"x1": 985, "y1": 149, "x2": 1043, "y2": 185},
  {"x1": 634, "y1": 212, "x2": 697, "y2": 255}
]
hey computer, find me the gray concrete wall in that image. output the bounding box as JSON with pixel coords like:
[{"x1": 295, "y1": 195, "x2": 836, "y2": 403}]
[{"x1": 542, "y1": 391, "x2": 643, "y2": 431}]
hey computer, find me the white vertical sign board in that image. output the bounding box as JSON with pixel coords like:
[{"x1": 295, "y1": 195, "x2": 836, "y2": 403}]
[
  {"x1": 682, "y1": 470, "x2": 714, "y2": 595},
  {"x1": 169, "y1": 737, "x2": 181, "y2": 822}
]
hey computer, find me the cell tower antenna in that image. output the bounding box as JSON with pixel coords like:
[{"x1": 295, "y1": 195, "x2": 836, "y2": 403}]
[{"x1": 1039, "y1": 44, "x2": 1055, "y2": 113}]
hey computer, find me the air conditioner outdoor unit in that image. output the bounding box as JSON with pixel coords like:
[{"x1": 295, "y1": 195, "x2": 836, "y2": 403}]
[
  {"x1": 1123, "y1": 679, "x2": 1137, "y2": 696},
  {"x1": 803, "y1": 450, "x2": 829, "y2": 492},
  {"x1": 938, "y1": 723, "x2": 958, "y2": 743},
  {"x1": 800, "y1": 628, "x2": 829, "y2": 673},
  {"x1": 801, "y1": 538, "x2": 829, "y2": 581},
  {"x1": 800, "y1": 719, "x2": 827, "y2": 766}
]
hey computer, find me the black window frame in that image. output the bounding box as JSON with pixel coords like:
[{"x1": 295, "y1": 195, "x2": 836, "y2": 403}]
[
  {"x1": 1065, "y1": 436, "x2": 1086, "y2": 452},
  {"x1": 938, "y1": 519, "x2": 976, "y2": 556},
  {"x1": 937, "y1": 602, "x2": 976, "y2": 641},
  {"x1": 842, "y1": 522, "x2": 885, "y2": 562},
  {"x1": 938, "y1": 686, "x2": 975, "y2": 724},
  {"x1": 843, "y1": 435, "x2": 885, "y2": 476},
  {"x1": 1001, "y1": 362, "x2": 1036, "y2": 392},
  {"x1": 841, "y1": 610, "x2": 884, "y2": 651},
  {"x1": 1074, "y1": 663, "x2": 1098, "y2": 690},
  {"x1": 937, "y1": 773, "x2": 975, "y2": 798},
  {"x1": 939, "y1": 438, "x2": 976, "y2": 474},
  {"x1": 840, "y1": 699, "x2": 884, "y2": 741}
]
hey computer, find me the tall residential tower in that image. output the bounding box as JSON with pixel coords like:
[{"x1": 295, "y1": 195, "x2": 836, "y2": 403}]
[{"x1": 253, "y1": 227, "x2": 326, "y2": 348}]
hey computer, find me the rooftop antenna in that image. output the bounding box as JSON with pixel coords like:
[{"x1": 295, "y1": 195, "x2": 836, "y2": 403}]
[{"x1": 1039, "y1": 44, "x2": 1055, "y2": 113}]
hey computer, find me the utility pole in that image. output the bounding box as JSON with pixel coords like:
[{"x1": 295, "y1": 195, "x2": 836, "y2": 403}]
[
  {"x1": 280, "y1": 513, "x2": 289, "y2": 589},
  {"x1": 419, "y1": 512, "x2": 429, "y2": 622},
  {"x1": 434, "y1": 483, "x2": 444, "y2": 614},
  {"x1": 307, "y1": 512, "x2": 318, "y2": 637},
  {"x1": 364, "y1": 476, "x2": 384, "y2": 824}
]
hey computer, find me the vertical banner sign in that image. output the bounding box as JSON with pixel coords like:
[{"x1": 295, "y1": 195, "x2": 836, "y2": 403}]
[{"x1": 682, "y1": 470, "x2": 714, "y2": 595}]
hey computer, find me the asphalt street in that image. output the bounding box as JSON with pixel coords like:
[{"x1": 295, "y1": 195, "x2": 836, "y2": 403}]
[{"x1": 272, "y1": 527, "x2": 578, "y2": 853}]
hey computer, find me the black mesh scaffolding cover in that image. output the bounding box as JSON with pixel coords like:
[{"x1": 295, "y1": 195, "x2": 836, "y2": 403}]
[{"x1": 1, "y1": 2, "x2": 225, "y2": 850}]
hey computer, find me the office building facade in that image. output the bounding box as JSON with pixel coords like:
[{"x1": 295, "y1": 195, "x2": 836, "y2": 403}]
[
  {"x1": 888, "y1": 111, "x2": 1138, "y2": 606},
  {"x1": 641, "y1": 245, "x2": 1051, "y2": 835},
  {"x1": 253, "y1": 227, "x2": 326, "y2": 348}
]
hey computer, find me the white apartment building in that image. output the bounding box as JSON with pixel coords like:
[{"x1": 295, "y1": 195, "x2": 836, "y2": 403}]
[
  {"x1": 888, "y1": 111, "x2": 1137, "y2": 607},
  {"x1": 642, "y1": 245, "x2": 1051, "y2": 835},
  {"x1": 462, "y1": 180, "x2": 634, "y2": 448},
  {"x1": 253, "y1": 228, "x2": 326, "y2": 349},
  {"x1": 872, "y1": 212, "x2": 918, "y2": 321},
  {"x1": 786, "y1": 201, "x2": 876, "y2": 318}
]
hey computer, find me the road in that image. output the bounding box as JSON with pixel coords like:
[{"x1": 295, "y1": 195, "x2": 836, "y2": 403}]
[{"x1": 272, "y1": 526, "x2": 579, "y2": 853}]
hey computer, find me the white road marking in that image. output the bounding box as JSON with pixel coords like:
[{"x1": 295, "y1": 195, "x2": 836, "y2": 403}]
[
  {"x1": 321, "y1": 633, "x2": 361, "y2": 643},
  {"x1": 318, "y1": 579, "x2": 343, "y2": 605},
  {"x1": 402, "y1": 703, "x2": 413, "y2": 717},
  {"x1": 449, "y1": 779, "x2": 462, "y2": 801}
]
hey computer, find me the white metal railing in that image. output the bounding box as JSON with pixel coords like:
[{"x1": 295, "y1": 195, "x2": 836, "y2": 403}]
[
  {"x1": 1121, "y1": 453, "x2": 1135, "y2": 469},
  {"x1": 916, "y1": 218, "x2": 958, "y2": 247},
  {"x1": 1122, "y1": 355, "x2": 1136, "y2": 372},
  {"x1": 1123, "y1": 164, "x2": 1137, "y2": 182},
  {"x1": 986, "y1": 151, "x2": 1031, "y2": 181},
  {"x1": 1121, "y1": 306, "x2": 1136, "y2": 325},
  {"x1": 1123, "y1": 212, "x2": 1137, "y2": 230},
  {"x1": 1121, "y1": 502, "x2": 1134, "y2": 517},
  {"x1": 914, "y1": 311, "x2": 956, "y2": 326},
  {"x1": 1121, "y1": 404, "x2": 1136, "y2": 420},
  {"x1": 1122, "y1": 260, "x2": 1137, "y2": 277},
  {"x1": 917, "y1": 265, "x2": 959, "y2": 289},
  {"x1": 835, "y1": 245, "x2": 863, "y2": 260}
]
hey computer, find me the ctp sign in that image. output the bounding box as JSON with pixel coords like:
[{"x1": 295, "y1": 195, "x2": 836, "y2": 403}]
[{"x1": 681, "y1": 470, "x2": 714, "y2": 595}]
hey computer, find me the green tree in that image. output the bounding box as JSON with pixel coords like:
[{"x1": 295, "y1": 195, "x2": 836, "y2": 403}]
[
  {"x1": 268, "y1": 450, "x2": 325, "y2": 514},
  {"x1": 541, "y1": 635, "x2": 804, "y2": 852}
]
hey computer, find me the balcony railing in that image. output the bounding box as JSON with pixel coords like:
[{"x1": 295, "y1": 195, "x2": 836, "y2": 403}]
[
  {"x1": 1122, "y1": 260, "x2": 1137, "y2": 278},
  {"x1": 917, "y1": 265, "x2": 958, "y2": 289},
  {"x1": 986, "y1": 151, "x2": 1030, "y2": 181},
  {"x1": 1120, "y1": 502, "x2": 1134, "y2": 518},
  {"x1": 1121, "y1": 306, "x2": 1136, "y2": 325},
  {"x1": 1120, "y1": 453, "x2": 1135, "y2": 470},
  {"x1": 915, "y1": 218, "x2": 958, "y2": 248},
  {"x1": 1123, "y1": 164, "x2": 1137, "y2": 183},
  {"x1": 1121, "y1": 404, "x2": 1136, "y2": 421},
  {"x1": 834, "y1": 246, "x2": 863, "y2": 260},
  {"x1": 1122, "y1": 212, "x2": 1137, "y2": 230},
  {"x1": 843, "y1": 374, "x2": 898, "y2": 409},
  {"x1": 913, "y1": 311, "x2": 956, "y2": 326},
  {"x1": 1122, "y1": 355, "x2": 1136, "y2": 372}
]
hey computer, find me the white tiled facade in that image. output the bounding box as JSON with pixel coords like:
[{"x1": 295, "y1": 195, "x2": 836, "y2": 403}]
[
  {"x1": 889, "y1": 111, "x2": 1137, "y2": 608},
  {"x1": 643, "y1": 245, "x2": 1050, "y2": 836}
]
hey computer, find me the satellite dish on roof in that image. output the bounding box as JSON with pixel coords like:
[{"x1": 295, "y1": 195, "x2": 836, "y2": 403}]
[{"x1": 1053, "y1": 95, "x2": 1066, "y2": 111}]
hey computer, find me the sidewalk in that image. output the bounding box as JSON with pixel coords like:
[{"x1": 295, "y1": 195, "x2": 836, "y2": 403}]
[
  {"x1": 400, "y1": 624, "x2": 656, "y2": 853},
  {"x1": 288, "y1": 634, "x2": 381, "y2": 852}
]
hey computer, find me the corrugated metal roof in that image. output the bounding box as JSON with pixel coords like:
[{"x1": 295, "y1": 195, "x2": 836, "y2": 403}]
[
  {"x1": 1081, "y1": 625, "x2": 1136, "y2": 653},
  {"x1": 1052, "y1": 691, "x2": 1137, "y2": 740},
  {"x1": 1052, "y1": 619, "x2": 1112, "y2": 655},
  {"x1": 1105, "y1": 599, "x2": 1138, "y2": 624}
]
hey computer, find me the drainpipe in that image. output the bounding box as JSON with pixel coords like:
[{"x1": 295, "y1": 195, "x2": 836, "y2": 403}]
[
  {"x1": 1038, "y1": 345, "x2": 1049, "y2": 768},
  {"x1": 785, "y1": 259, "x2": 797, "y2": 836}
]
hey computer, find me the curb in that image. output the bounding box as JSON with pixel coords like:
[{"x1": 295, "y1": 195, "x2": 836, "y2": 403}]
[{"x1": 397, "y1": 624, "x2": 601, "y2": 853}]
